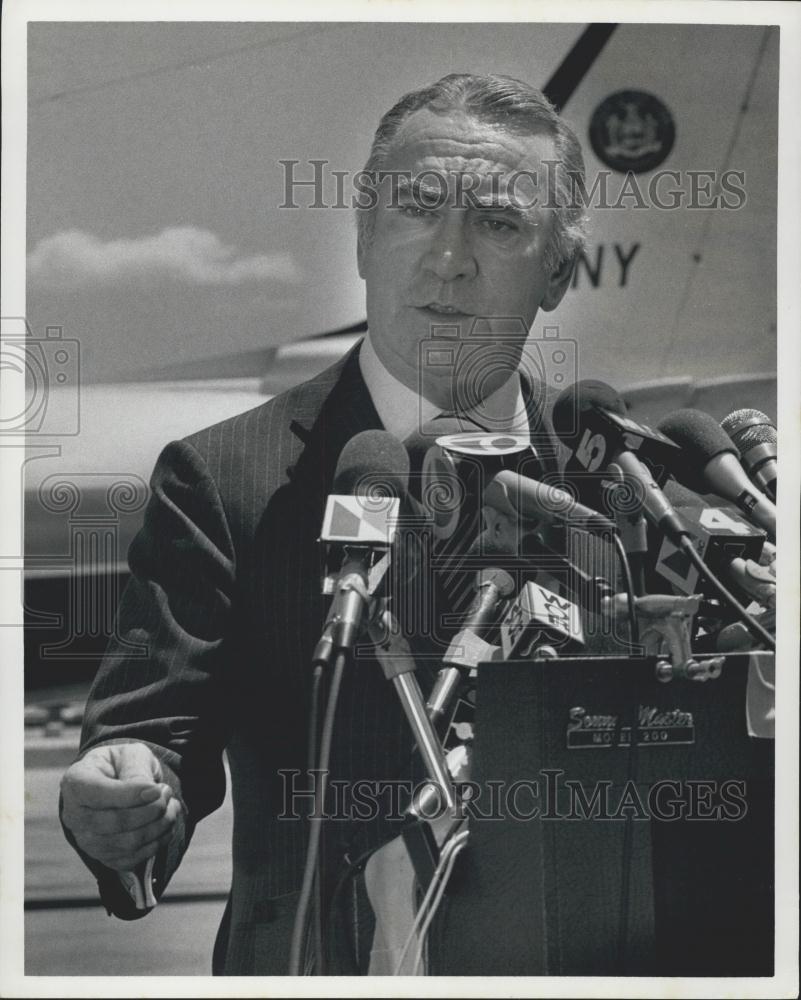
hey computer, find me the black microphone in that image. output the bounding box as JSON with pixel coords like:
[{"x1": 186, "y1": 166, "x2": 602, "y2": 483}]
[
  {"x1": 721, "y1": 408, "x2": 777, "y2": 502},
  {"x1": 657, "y1": 408, "x2": 776, "y2": 541},
  {"x1": 552, "y1": 380, "x2": 688, "y2": 543},
  {"x1": 427, "y1": 567, "x2": 515, "y2": 724},
  {"x1": 314, "y1": 430, "x2": 410, "y2": 662}
]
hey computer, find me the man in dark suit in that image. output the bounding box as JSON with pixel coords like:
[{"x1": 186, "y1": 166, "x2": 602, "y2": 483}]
[{"x1": 59, "y1": 72, "x2": 588, "y2": 974}]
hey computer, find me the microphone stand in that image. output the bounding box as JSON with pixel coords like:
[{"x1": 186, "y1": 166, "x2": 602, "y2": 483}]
[
  {"x1": 615, "y1": 513, "x2": 648, "y2": 596},
  {"x1": 368, "y1": 604, "x2": 456, "y2": 814}
]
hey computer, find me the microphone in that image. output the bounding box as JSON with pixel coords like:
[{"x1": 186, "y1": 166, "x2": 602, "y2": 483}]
[
  {"x1": 721, "y1": 409, "x2": 777, "y2": 502},
  {"x1": 404, "y1": 418, "x2": 533, "y2": 542},
  {"x1": 552, "y1": 379, "x2": 680, "y2": 479},
  {"x1": 656, "y1": 408, "x2": 776, "y2": 542},
  {"x1": 553, "y1": 385, "x2": 775, "y2": 650},
  {"x1": 327, "y1": 429, "x2": 410, "y2": 500},
  {"x1": 427, "y1": 567, "x2": 515, "y2": 725},
  {"x1": 473, "y1": 484, "x2": 616, "y2": 620},
  {"x1": 314, "y1": 430, "x2": 410, "y2": 662},
  {"x1": 483, "y1": 470, "x2": 616, "y2": 536},
  {"x1": 552, "y1": 380, "x2": 688, "y2": 543},
  {"x1": 404, "y1": 419, "x2": 535, "y2": 622}
]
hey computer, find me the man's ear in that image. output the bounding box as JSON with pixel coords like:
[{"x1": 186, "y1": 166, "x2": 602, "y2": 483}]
[{"x1": 541, "y1": 254, "x2": 576, "y2": 312}]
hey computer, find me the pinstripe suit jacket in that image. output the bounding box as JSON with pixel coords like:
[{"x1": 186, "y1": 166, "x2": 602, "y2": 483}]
[{"x1": 71, "y1": 340, "x2": 578, "y2": 974}]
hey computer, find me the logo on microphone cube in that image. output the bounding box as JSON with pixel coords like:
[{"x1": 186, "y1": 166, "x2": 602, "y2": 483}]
[
  {"x1": 320, "y1": 494, "x2": 399, "y2": 596},
  {"x1": 571, "y1": 411, "x2": 677, "y2": 476},
  {"x1": 417, "y1": 319, "x2": 577, "y2": 432},
  {"x1": 320, "y1": 494, "x2": 400, "y2": 545},
  {"x1": 1, "y1": 318, "x2": 81, "y2": 435},
  {"x1": 500, "y1": 581, "x2": 584, "y2": 659},
  {"x1": 655, "y1": 503, "x2": 763, "y2": 596}
]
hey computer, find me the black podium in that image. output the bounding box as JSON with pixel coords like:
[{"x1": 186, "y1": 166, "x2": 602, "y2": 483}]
[{"x1": 430, "y1": 652, "x2": 774, "y2": 976}]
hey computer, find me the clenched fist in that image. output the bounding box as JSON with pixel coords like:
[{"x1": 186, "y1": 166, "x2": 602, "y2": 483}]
[{"x1": 60, "y1": 742, "x2": 183, "y2": 872}]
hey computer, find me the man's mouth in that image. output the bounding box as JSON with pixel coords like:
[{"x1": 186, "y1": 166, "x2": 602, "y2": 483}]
[{"x1": 417, "y1": 303, "x2": 473, "y2": 317}]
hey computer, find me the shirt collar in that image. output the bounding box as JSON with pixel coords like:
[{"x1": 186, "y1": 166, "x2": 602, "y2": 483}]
[{"x1": 359, "y1": 333, "x2": 529, "y2": 440}]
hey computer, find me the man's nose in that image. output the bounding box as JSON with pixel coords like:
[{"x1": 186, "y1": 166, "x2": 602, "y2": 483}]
[{"x1": 422, "y1": 214, "x2": 478, "y2": 282}]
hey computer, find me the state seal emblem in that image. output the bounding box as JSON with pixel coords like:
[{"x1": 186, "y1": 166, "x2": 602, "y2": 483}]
[{"x1": 589, "y1": 90, "x2": 676, "y2": 173}]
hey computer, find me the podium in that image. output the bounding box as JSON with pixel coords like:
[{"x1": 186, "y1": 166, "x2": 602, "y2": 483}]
[{"x1": 429, "y1": 652, "x2": 774, "y2": 976}]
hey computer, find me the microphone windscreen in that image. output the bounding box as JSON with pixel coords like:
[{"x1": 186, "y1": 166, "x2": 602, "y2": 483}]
[
  {"x1": 332, "y1": 430, "x2": 410, "y2": 499},
  {"x1": 657, "y1": 408, "x2": 740, "y2": 462},
  {"x1": 552, "y1": 379, "x2": 626, "y2": 446},
  {"x1": 666, "y1": 479, "x2": 710, "y2": 508},
  {"x1": 657, "y1": 408, "x2": 740, "y2": 494}
]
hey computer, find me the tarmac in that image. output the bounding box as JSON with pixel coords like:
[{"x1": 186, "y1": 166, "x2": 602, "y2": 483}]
[{"x1": 24, "y1": 688, "x2": 233, "y2": 976}]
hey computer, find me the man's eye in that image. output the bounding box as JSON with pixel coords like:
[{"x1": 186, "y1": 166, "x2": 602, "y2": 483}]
[
  {"x1": 398, "y1": 204, "x2": 433, "y2": 218},
  {"x1": 479, "y1": 217, "x2": 517, "y2": 233}
]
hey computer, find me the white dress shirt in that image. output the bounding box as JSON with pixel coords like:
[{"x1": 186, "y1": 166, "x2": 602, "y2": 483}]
[{"x1": 358, "y1": 334, "x2": 530, "y2": 441}]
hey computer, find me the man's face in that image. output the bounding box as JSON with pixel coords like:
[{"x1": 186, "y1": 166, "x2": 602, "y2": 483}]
[{"x1": 358, "y1": 108, "x2": 573, "y2": 411}]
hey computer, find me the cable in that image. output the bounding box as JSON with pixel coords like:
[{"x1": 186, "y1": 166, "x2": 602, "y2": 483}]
[
  {"x1": 631, "y1": 554, "x2": 647, "y2": 598},
  {"x1": 306, "y1": 664, "x2": 323, "y2": 774},
  {"x1": 393, "y1": 823, "x2": 469, "y2": 975},
  {"x1": 680, "y1": 538, "x2": 775, "y2": 650},
  {"x1": 410, "y1": 832, "x2": 469, "y2": 975},
  {"x1": 305, "y1": 663, "x2": 324, "y2": 976},
  {"x1": 288, "y1": 650, "x2": 347, "y2": 975},
  {"x1": 393, "y1": 829, "x2": 462, "y2": 975},
  {"x1": 612, "y1": 533, "x2": 641, "y2": 647},
  {"x1": 302, "y1": 917, "x2": 316, "y2": 976}
]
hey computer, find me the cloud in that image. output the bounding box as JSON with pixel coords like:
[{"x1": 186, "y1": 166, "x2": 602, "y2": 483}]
[{"x1": 27, "y1": 226, "x2": 300, "y2": 290}]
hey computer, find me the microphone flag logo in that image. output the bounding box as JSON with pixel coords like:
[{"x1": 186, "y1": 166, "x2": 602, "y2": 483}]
[
  {"x1": 435, "y1": 432, "x2": 531, "y2": 456},
  {"x1": 320, "y1": 495, "x2": 399, "y2": 545}
]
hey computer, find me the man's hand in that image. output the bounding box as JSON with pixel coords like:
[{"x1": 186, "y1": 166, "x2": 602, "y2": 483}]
[{"x1": 61, "y1": 742, "x2": 183, "y2": 872}]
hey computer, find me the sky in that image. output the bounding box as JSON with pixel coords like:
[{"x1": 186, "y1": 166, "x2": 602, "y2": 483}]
[{"x1": 25, "y1": 20, "x2": 778, "y2": 385}]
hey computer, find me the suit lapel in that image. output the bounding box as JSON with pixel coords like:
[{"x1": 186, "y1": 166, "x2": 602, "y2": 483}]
[{"x1": 286, "y1": 341, "x2": 385, "y2": 507}]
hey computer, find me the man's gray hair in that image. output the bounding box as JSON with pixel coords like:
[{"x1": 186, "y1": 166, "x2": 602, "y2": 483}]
[{"x1": 357, "y1": 72, "x2": 589, "y2": 275}]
